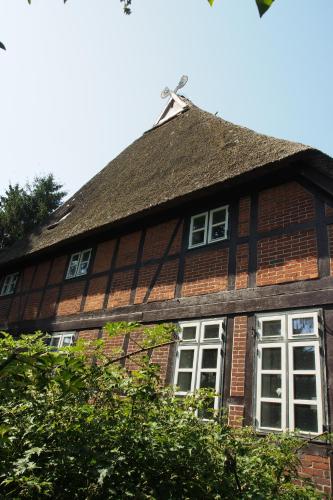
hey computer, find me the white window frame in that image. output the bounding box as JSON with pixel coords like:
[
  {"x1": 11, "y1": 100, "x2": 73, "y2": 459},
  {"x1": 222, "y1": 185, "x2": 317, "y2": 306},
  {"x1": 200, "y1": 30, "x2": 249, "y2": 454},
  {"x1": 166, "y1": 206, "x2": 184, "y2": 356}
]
[
  {"x1": 188, "y1": 205, "x2": 229, "y2": 249},
  {"x1": 258, "y1": 315, "x2": 285, "y2": 340},
  {"x1": 0, "y1": 272, "x2": 19, "y2": 296},
  {"x1": 288, "y1": 312, "x2": 319, "y2": 339},
  {"x1": 188, "y1": 211, "x2": 208, "y2": 249},
  {"x1": 66, "y1": 248, "x2": 92, "y2": 279},
  {"x1": 288, "y1": 341, "x2": 323, "y2": 435},
  {"x1": 48, "y1": 331, "x2": 75, "y2": 349},
  {"x1": 174, "y1": 318, "x2": 226, "y2": 415},
  {"x1": 256, "y1": 343, "x2": 287, "y2": 432},
  {"x1": 255, "y1": 310, "x2": 325, "y2": 436},
  {"x1": 208, "y1": 205, "x2": 229, "y2": 244}
]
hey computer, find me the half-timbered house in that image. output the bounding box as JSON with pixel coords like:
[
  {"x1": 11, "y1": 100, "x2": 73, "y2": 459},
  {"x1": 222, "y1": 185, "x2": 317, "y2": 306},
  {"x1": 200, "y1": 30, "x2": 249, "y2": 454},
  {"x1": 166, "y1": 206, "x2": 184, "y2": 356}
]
[{"x1": 1, "y1": 93, "x2": 333, "y2": 494}]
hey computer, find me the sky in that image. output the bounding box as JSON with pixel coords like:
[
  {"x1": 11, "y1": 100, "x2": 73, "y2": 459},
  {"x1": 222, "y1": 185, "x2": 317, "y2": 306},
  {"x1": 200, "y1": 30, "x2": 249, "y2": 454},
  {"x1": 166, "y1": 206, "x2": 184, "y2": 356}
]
[{"x1": 0, "y1": 0, "x2": 332, "y2": 199}]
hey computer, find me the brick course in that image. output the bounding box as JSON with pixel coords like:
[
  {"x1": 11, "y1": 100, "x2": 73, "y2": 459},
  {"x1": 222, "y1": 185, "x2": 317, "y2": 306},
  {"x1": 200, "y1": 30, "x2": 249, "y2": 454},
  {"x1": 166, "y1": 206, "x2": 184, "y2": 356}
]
[
  {"x1": 39, "y1": 287, "x2": 59, "y2": 318},
  {"x1": 228, "y1": 404, "x2": 244, "y2": 428},
  {"x1": 84, "y1": 276, "x2": 108, "y2": 312},
  {"x1": 328, "y1": 224, "x2": 333, "y2": 276},
  {"x1": 116, "y1": 232, "x2": 141, "y2": 268},
  {"x1": 57, "y1": 281, "x2": 85, "y2": 316},
  {"x1": 142, "y1": 220, "x2": 182, "y2": 261},
  {"x1": 107, "y1": 270, "x2": 134, "y2": 309},
  {"x1": 257, "y1": 229, "x2": 318, "y2": 286},
  {"x1": 32, "y1": 261, "x2": 51, "y2": 289},
  {"x1": 182, "y1": 248, "x2": 229, "y2": 297},
  {"x1": 298, "y1": 453, "x2": 331, "y2": 495},
  {"x1": 149, "y1": 260, "x2": 178, "y2": 302},
  {"x1": 92, "y1": 240, "x2": 116, "y2": 274},
  {"x1": 23, "y1": 291, "x2": 42, "y2": 320},
  {"x1": 235, "y1": 243, "x2": 249, "y2": 289},
  {"x1": 230, "y1": 316, "x2": 247, "y2": 397},
  {"x1": 238, "y1": 196, "x2": 251, "y2": 237},
  {"x1": 48, "y1": 256, "x2": 67, "y2": 285},
  {"x1": 258, "y1": 182, "x2": 315, "y2": 233}
]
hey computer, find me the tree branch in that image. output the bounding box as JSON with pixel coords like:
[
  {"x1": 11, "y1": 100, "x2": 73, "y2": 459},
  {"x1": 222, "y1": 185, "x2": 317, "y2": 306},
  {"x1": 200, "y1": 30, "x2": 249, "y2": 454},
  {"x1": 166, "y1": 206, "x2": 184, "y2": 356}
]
[{"x1": 104, "y1": 339, "x2": 176, "y2": 366}]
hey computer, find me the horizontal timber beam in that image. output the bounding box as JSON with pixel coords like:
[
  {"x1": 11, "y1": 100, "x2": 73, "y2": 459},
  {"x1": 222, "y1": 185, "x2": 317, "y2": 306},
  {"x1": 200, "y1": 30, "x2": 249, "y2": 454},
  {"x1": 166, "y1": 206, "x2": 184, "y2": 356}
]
[{"x1": 5, "y1": 276, "x2": 333, "y2": 333}]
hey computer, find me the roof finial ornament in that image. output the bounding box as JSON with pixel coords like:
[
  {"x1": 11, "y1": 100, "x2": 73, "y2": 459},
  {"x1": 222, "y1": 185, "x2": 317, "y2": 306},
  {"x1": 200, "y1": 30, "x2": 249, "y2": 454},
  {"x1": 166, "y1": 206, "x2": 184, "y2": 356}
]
[{"x1": 161, "y1": 75, "x2": 188, "y2": 99}]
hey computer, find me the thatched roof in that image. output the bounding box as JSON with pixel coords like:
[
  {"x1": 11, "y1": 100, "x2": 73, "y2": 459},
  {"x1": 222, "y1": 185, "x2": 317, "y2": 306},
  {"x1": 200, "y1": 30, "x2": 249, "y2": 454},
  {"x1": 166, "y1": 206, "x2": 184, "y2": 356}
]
[{"x1": 0, "y1": 100, "x2": 329, "y2": 267}]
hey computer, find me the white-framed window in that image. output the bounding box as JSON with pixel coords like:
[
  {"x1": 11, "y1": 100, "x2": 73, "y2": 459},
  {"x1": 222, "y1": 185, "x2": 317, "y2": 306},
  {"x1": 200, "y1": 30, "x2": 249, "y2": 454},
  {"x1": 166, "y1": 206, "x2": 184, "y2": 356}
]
[
  {"x1": 255, "y1": 310, "x2": 325, "y2": 435},
  {"x1": 174, "y1": 318, "x2": 225, "y2": 417},
  {"x1": 188, "y1": 205, "x2": 229, "y2": 249},
  {"x1": 0, "y1": 272, "x2": 19, "y2": 296},
  {"x1": 66, "y1": 249, "x2": 92, "y2": 279},
  {"x1": 47, "y1": 332, "x2": 75, "y2": 349}
]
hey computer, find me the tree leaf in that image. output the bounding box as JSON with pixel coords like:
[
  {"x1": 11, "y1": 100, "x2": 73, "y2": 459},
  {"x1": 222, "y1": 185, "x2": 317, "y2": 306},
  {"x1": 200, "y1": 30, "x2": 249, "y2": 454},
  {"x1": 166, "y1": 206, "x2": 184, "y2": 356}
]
[
  {"x1": 256, "y1": 0, "x2": 275, "y2": 17},
  {"x1": 0, "y1": 42, "x2": 6, "y2": 51},
  {"x1": 208, "y1": 0, "x2": 214, "y2": 6}
]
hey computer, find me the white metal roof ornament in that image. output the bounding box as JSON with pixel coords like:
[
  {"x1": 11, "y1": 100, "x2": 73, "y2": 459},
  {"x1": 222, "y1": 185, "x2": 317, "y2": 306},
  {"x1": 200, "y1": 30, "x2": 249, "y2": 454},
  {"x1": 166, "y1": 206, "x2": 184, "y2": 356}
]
[
  {"x1": 154, "y1": 75, "x2": 189, "y2": 127},
  {"x1": 160, "y1": 75, "x2": 188, "y2": 99}
]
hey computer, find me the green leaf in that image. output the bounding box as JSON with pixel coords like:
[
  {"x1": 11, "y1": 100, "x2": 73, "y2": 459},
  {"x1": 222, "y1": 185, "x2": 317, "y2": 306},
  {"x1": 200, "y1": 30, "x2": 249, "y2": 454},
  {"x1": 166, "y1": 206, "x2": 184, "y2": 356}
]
[
  {"x1": 208, "y1": 0, "x2": 214, "y2": 6},
  {"x1": 256, "y1": 0, "x2": 275, "y2": 17}
]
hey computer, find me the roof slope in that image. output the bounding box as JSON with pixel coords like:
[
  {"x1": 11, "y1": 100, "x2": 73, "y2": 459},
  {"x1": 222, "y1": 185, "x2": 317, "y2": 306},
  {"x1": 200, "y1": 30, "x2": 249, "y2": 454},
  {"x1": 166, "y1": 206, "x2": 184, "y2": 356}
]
[{"x1": 0, "y1": 102, "x2": 322, "y2": 266}]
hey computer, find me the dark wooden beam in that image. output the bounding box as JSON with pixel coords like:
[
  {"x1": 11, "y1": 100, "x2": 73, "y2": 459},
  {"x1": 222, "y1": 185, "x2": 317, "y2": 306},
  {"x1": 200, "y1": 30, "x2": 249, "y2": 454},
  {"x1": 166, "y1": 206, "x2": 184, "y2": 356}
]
[{"x1": 7, "y1": 276, "x2": 333, "y2": 333}]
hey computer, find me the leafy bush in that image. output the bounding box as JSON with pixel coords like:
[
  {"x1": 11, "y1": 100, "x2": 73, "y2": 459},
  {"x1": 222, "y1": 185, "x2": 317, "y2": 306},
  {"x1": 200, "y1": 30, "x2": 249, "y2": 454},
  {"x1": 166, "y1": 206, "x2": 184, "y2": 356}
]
[{"x1": 0, "y1": 327, "x2": 321, "y2": 499}]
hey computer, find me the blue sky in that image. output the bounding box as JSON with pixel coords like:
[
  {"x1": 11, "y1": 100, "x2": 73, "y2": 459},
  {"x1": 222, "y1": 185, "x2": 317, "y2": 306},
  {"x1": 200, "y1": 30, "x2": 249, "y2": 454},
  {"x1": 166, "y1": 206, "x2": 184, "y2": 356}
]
[{"x1": 0, "y1": 0, "x2": 332, "y2": 198}]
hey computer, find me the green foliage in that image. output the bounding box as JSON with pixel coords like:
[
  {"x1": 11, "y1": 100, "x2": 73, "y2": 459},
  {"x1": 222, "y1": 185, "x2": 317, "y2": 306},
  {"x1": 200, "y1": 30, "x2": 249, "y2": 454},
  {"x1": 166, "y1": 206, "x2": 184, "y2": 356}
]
[
  {"x1": 256, "y1": 0, "x2": 275, "y2": 17},
  {"x1": 0, "y1": 327, "x2": 321, "y2": 499},
  {"x1": 0, "y1": 174, "x2": 66, "y2": 249}
]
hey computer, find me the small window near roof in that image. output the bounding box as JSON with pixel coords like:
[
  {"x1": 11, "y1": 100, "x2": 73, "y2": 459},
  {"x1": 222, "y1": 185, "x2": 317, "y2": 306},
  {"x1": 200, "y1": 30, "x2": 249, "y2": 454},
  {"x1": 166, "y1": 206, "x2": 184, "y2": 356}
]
[
  {"x1": 66, "y1": 249, "x2": 92, "y2": 279},
  {"x1": 46, "y1": 332, "x2": 75, "y2": 349},
  {"x1": 189, "y1": 206, "x2": 229, "y2": 249},
  {"x1": 0, "y1": 272, "x2": 19, "y2": 296}
]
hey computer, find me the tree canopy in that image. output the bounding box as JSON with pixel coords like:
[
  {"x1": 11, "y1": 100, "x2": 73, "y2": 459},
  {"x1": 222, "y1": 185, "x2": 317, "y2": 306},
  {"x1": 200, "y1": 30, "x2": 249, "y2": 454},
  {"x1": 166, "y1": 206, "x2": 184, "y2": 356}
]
[
  {"x1": 0, "y1": 323, "x2": 322, "y2": 499},
  {"x1": 0, "y1": 174, "x2": 66, "y2": 249}
]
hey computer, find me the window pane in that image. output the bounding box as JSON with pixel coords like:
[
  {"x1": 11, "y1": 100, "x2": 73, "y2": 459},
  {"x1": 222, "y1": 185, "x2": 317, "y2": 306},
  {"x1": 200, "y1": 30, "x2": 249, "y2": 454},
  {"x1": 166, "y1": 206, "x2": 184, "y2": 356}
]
[
  {"x1": 200, "y1": 372, "x2": 216, "y2": 389},
  {"x1": 262, "y1": 348, "x2": 281, "y2": 370},
  {"x1": 261, "y1": 374, "x2": 282, "y2": 398},
  {"x1": 191, "y1": 230, "x2": 205, "y2": 246},
  {"x1": 210, "y1": 224, "x2": 225, "y2": 241},
  {"x1": 212, "y1": 209, "x2": 226, "y2": 225},
  {"x1": 203, "y1": 324, "x2": 220, "y2": 340},
  {"x1": 201, "y1": 349, "x2": 218, "y2": 369},
  {"x1": 62, "y1": 336, "x2": 74, "y2": 347},
  {"x1": 262, "y1": 320, "x2": 281, "y2": 337},
  {"x1": 294, "y1": 375, "x2": 317, "y2": 400},
  {"x1": 293, "y1": 346, "x2": 315, "y2": 370},
  {"x1": 261, "y1": 402, "x2": 281, "y2": 429},
  {"x1": 177, "y1": 372, "x2": 192, "y2": 391},
  {"x1": 292, "y1": 317, "x2": 314, "y2": 335},
  {"x1": 70, "y1": 254, "x2": 80, "y2": 264},
  {"x1": 182, "y1": 326, "x2": 196, "y2": 340},
  {"x1": 192, "y1": 215, "x2": 206, "y2": 231},
  {"x1": 78, "y1": 260, "x2": 89, "y2": 275},
  {"x1": 50, "y1": 337, "x2": 61, "y2": 347},
  {"x1": 179, "y1": 350, "x2": 194, "y2": 369},
  {"x1": 294, "y1": 404, "x2": 318, "y2": 433}
]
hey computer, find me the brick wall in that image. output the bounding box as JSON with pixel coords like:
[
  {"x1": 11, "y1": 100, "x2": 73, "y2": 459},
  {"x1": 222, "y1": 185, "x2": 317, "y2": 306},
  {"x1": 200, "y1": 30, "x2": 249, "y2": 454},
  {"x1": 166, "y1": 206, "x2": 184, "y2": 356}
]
[
  {"x1": 92, "y1": 240, "x2": 116, "y2": 274},
  {"x1": 84, "y1": 276, "x2": 108, "y2": 312},
  {"x1": 57, "y1": 281, "x2": 85, "y2": 316},
  {"x1": 142, "y1": 219, "x2": 182, "y2": 261},
  {"x1": 298, "y1": 453, "x2": 331, "y2": 495},
  {"x1": 182, "y1": 248, "x2": 229, "y2": 297},
  {"x1": 116, "y1": 232, "x2": 141, "y2": 268},
  {"x1": 238, "y1": 196, "x2": 251, "y2": 237},
  {"x1": 257, "y1": 230, "x2": 318, "y2": 286},
  {"x1": 23, "y1": 291, "x2": 42, "y2": 320},
  {"x1": 258, "y1": 182, "x2": 315, "y2": 232},
  {"x1": 235, "y1": 244, "x2": 249, "y2": 289},
  {"x1": 228, "y1": 404, "x2": 244, "y2": 428},
  {"x1": 107, "y1": 270, "x2": 134, "y2": 309},
  {"x1": 230, "y1": 316, "x2": 247, "y2": 397},
  {"x1": 39, "y1": 287, "x2": 59, "y2": 318}
]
